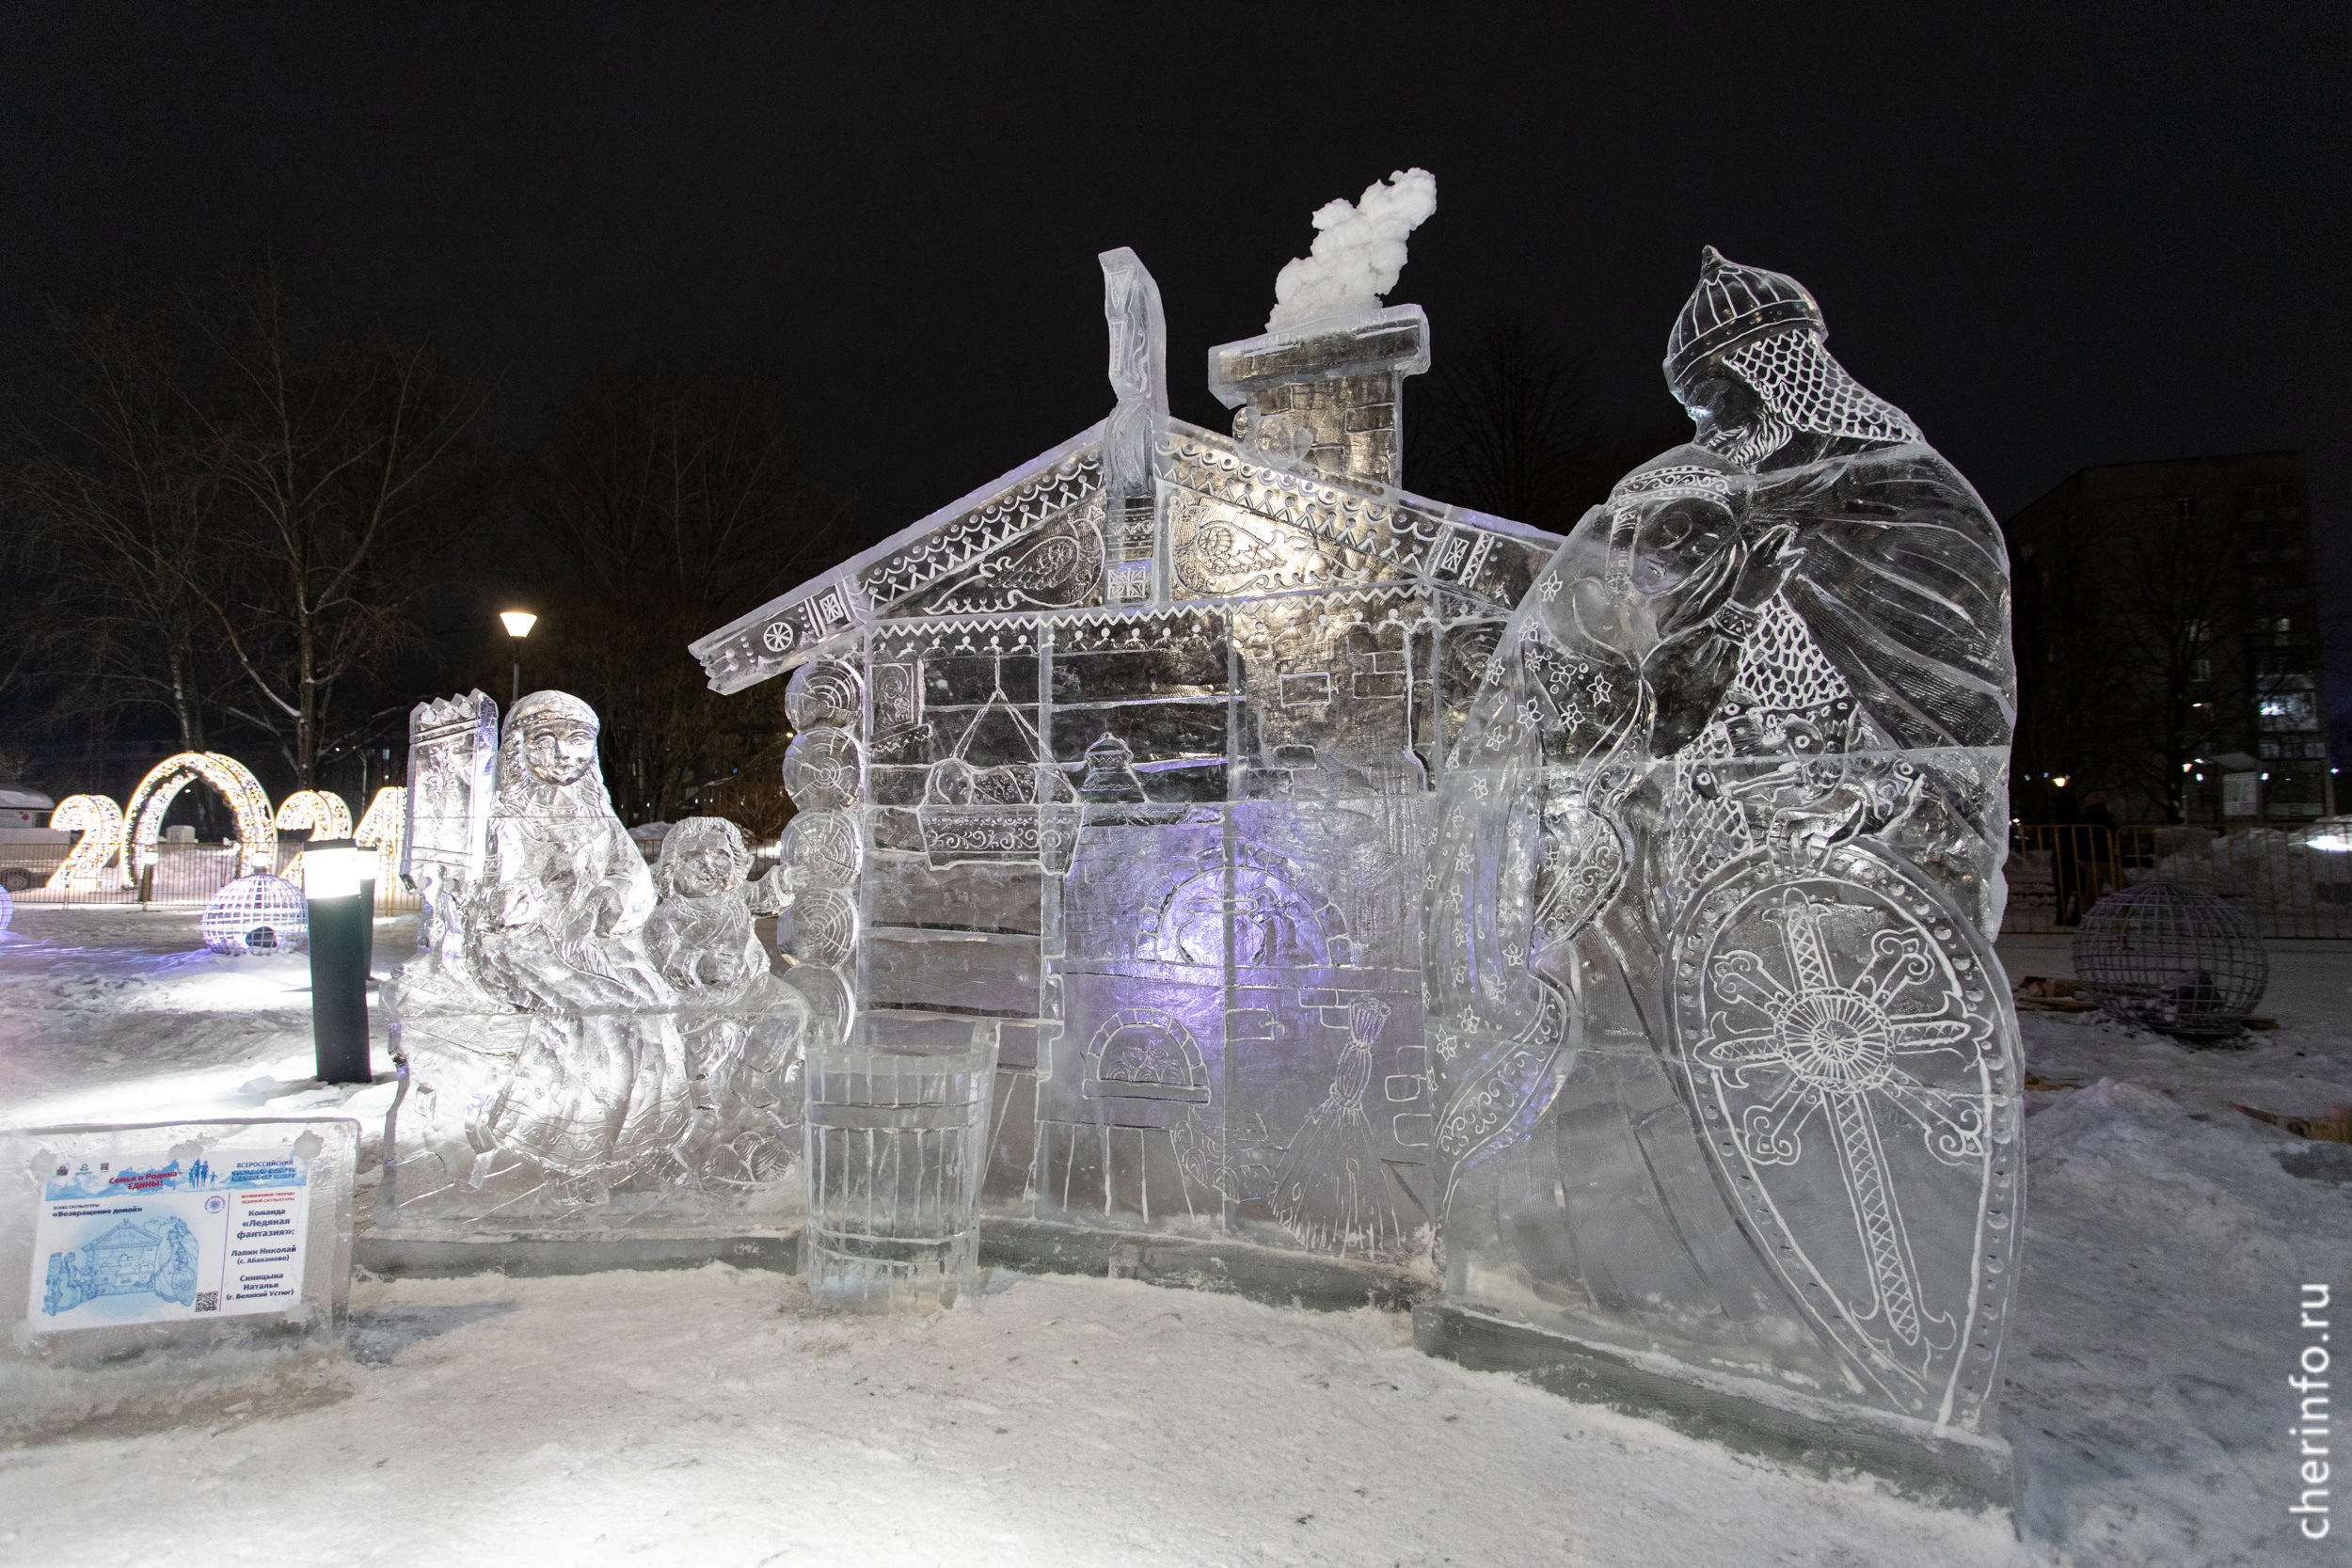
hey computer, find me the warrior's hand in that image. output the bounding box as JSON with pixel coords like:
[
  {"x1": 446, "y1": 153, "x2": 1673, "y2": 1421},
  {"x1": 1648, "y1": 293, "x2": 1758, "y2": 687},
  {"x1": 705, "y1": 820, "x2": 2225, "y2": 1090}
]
[
  {"x1": 1728, "y1": 519, "x2": 1801, "y2": 610},
  {"x1": 1643, "y1": 628, "x2": 1745, "y2": 755}
]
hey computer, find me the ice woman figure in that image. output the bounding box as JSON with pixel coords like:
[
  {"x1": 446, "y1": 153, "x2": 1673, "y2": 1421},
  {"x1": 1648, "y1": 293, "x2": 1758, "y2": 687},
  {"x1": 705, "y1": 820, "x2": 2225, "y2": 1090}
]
[
  {"x1": 1425, "y1": 251, "x2": 2024, "y2": 1433},
  {"x1": 469, "y1": 690, "x2": 692, "y2": 1186}
]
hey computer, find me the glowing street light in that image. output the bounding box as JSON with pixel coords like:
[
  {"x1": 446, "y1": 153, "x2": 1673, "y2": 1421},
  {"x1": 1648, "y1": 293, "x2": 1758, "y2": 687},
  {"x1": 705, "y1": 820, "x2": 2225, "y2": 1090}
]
[{"x1": 501, "y1": 610, "x2": 537, "y2": 707}]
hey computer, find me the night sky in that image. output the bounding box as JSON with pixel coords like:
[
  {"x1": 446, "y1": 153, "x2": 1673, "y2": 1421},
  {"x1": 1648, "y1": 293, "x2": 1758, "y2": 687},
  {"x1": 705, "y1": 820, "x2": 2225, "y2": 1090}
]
[{"x1": 4, "y1": 6, "x2": 2344, "y2": 554}]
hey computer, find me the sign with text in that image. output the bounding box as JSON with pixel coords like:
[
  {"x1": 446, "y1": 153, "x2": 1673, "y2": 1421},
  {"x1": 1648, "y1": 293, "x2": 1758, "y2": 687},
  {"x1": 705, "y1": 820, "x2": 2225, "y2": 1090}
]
[{"x1": 26, "y1": 1148, "x2": 311, "y2": 1331}]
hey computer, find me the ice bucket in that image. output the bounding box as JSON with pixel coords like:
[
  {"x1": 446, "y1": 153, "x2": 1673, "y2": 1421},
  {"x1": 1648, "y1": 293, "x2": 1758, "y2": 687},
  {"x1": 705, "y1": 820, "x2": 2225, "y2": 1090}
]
[{"x1": 803, "y1": 1020, "x2": 998, "y2": 1310}]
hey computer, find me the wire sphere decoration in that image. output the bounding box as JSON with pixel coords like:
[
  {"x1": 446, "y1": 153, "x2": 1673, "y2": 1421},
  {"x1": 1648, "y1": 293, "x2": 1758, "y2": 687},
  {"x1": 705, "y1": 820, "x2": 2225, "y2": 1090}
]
[
  {"x1": 2072, "y1": 880, "x2": 2269, "y2": 1040},
  {"x1": 200, "y1": 873, "x2": 310, "y2": 957}
]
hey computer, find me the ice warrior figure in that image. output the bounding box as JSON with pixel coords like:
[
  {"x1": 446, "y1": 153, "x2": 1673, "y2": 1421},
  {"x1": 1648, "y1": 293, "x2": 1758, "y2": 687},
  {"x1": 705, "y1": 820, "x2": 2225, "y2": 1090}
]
[{"x1": 1426, "y1": 250, "x2": 2023, "y2": 1431}]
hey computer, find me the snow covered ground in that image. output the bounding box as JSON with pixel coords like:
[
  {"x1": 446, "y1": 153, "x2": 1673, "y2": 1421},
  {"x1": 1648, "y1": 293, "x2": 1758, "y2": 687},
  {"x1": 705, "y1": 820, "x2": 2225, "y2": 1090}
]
[{"x1": 0, "y1": 909, "x2": 2344, "y2": 1565}]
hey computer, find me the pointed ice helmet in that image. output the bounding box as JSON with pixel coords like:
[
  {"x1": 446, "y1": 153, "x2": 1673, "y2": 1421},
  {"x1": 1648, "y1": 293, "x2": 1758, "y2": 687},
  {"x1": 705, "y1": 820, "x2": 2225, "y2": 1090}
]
[{"x1": 1663, "y1": 246, "x2": 1826, "y2": 394}]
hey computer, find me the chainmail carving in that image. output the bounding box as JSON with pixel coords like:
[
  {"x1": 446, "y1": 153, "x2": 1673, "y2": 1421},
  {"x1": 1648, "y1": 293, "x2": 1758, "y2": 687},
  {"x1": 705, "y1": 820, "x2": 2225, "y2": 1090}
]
[
  {"x1": 1665, "y1": 594, "x2": 1875, "y2": 899},
  {"x1": 1731, "y1": 591, "x2": 1858, "y2": 717},
  {"x1": 1431, "y1": 247, "x2": 2023, "y2": 1435},
  {"x1": 1720, "y1": 329, "x2": 1921, "y2": 448}
]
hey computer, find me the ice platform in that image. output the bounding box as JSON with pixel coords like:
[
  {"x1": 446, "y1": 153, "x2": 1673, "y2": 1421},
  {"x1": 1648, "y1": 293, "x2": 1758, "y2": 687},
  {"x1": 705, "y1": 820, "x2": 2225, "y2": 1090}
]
[{"x1": 1412, "y1": 1299, "x2": 2021, "y2": 1514}]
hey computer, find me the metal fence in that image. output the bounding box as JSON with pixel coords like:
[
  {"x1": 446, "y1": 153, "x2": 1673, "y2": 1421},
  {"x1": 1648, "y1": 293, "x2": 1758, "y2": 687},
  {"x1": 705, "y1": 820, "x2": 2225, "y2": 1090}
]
[
  {"x1": 0, "y1": 840, "x2": 421, "y2": 915},
  {"x1": 2005, "y1": 820, "x2": 2352, "y2": 939},
  {"x1": 11, "y1": 818, "x2": 2343, "y2": 938}
]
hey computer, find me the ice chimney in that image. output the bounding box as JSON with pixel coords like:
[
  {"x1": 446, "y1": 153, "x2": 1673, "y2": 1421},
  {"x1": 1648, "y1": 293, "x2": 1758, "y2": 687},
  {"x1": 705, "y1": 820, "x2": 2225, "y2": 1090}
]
[{"x1": 1208, "y1": 169, "x2": 1436, "y2": 489}]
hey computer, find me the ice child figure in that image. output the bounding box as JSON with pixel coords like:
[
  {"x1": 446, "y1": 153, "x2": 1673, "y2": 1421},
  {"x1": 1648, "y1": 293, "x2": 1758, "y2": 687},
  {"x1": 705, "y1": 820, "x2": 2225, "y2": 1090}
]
[
  {"x1": 645, "y1": 816, "x2": 787, "y2": 995},
  {"x1": 645, "y1": 816, "x2": 808, "y2": 1190}
]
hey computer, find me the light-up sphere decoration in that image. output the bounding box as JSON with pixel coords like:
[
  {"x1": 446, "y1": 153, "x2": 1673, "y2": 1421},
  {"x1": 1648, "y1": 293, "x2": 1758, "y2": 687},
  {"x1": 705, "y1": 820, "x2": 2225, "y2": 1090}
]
[
  {"x1": 200, "y1": 873, "x2": 309, "y2": 957},
  {"x1": 2072, "y1": 880, "x2": 2270, "y2": 1039}
]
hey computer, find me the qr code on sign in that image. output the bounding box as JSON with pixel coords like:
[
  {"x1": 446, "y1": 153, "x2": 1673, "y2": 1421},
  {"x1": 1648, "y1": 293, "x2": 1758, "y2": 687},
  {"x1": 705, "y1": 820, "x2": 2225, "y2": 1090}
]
[{"x1": 194, "y1": 1292, "x2": 218, "y2": 1313}]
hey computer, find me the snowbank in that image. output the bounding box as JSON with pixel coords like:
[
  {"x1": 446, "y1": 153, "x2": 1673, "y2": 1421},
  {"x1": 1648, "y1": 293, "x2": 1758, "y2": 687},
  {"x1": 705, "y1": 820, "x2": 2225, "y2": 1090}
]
[{"x1": 0, "y1": 1268, "x2": 2026, "y2": 1567}]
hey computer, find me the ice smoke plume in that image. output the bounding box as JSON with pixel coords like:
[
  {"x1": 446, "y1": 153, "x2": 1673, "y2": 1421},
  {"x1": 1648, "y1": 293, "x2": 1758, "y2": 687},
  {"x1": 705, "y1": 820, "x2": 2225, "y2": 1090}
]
[{"x1": 1265, "y1": 168, "x2": 1437, "y2": 332}]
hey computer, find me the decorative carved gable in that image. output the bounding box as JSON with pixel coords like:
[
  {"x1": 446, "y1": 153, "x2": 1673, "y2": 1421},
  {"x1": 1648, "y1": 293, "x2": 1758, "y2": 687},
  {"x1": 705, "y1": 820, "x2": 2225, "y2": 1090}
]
[{"x1": 691, "y1": 419, "x2": 1559, "y2": 694}]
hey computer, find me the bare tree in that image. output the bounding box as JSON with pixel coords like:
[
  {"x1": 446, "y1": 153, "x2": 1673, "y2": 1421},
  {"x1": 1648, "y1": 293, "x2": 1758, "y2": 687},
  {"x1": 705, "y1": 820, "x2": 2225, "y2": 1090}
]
[
  {"x1": 4, "y1": 300, "x2": 229, "y2": 752},
  {"x1": 5, "y1": 277, "x2": 491, "y2": 789},
  {"x1": 1409, "y1": 310, "x2": 1688, "y2": 531},
  {"x1": 521, "y1": 371, "x2": 848, "y2": 824},
  {"x1": 2019, "y1": 495, "x2": 2249, "y2": 823},
  {"x1": 189, "y1": 272, "x2": 493, "y2": 784}
]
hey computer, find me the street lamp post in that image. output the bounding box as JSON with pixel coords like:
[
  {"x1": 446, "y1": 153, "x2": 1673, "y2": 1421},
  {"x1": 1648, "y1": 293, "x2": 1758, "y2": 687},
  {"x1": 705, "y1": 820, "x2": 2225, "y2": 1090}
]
[{"x1": 501, "y1": 610, "x2": 538, "y2": 707}]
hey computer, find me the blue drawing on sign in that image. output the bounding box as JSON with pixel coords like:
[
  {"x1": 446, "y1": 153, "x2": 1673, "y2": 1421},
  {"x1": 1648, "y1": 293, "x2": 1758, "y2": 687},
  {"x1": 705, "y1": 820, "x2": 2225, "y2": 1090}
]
[{"x1": 42, "y1": 1214, "x2": 200, "y2": 1315}]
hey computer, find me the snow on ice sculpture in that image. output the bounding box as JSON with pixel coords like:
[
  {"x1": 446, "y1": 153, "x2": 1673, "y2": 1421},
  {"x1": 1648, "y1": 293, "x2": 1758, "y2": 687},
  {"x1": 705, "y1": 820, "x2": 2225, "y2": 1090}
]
[
  {"x1": 1424, "y1": 247, "x2": 2023, "y2": 1442},
  {"x1": 379, "y1": 690, "x2": 809, "y2": 1234},
  {"x1": 689, "y1": 178, "x2": 1565, "y2": 1287},
  {"x1": 200, "y1": 872, "x2": 308, "y2": 955},
  {"x1": 44, "y1": 794, "x2": 122, "y2": 892}
]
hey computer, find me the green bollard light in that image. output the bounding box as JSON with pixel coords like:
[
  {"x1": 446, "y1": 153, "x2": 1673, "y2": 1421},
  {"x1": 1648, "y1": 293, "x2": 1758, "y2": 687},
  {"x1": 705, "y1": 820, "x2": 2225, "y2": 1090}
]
[{"x1": 304, "y1": 838, "x2": 373, "y2": 1085}]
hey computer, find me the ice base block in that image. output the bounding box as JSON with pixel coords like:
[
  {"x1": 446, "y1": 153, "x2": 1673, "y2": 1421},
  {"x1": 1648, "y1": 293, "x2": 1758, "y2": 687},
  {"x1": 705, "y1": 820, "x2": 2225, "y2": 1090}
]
[
  {"x1": 356, "y1": 1213, "x2": 1431, "y2": 1315},
  {"x1": 378, "y1": 996, "x2": 806, "y2": 1239},
  {"x1": 1412, "y1": 1299, "x2": 2019, "y2": 1513},
  {"x1": 980, "y1": 1217, "x2": 1429, "y2": 1312},
  {"x1": 356, "y1": 1226, "x2": 799, "y2": 1277}
]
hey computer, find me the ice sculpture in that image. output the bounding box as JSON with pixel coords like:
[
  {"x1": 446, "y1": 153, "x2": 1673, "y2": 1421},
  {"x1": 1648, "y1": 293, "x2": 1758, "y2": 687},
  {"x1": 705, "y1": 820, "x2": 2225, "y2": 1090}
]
[
  {"x1": 1266, "y1": 168, "x2": 1438, "y2": 333},
  {"x1": 1423, "y1": 248, "x2": 2022, "y2": 1447},
  {"x1": 379, "y1": 691, "x2": 808, "y2": 1236},
  {"x1": 804, "y1": 1017, "x2": 998, "y2": 1310},
  {"x1": 691, "y1": 188, "x2": 1562, "y2": 1294}
]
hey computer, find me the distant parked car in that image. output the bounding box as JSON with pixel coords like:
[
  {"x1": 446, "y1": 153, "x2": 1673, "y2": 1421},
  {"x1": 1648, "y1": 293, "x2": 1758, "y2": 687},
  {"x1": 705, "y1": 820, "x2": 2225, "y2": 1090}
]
[{"x1": 0, "y1": 787, "x2": 60, "y2": 891}]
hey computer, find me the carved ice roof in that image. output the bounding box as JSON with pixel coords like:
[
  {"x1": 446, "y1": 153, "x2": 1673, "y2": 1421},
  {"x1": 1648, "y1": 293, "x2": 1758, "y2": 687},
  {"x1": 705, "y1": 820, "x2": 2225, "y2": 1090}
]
[
  {"x1": 690, "y1": 246, "x2": 1563, "y2": 696},
  {"x1": 690, "y1": 415, "x2": 1560, "y2": 695}
]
